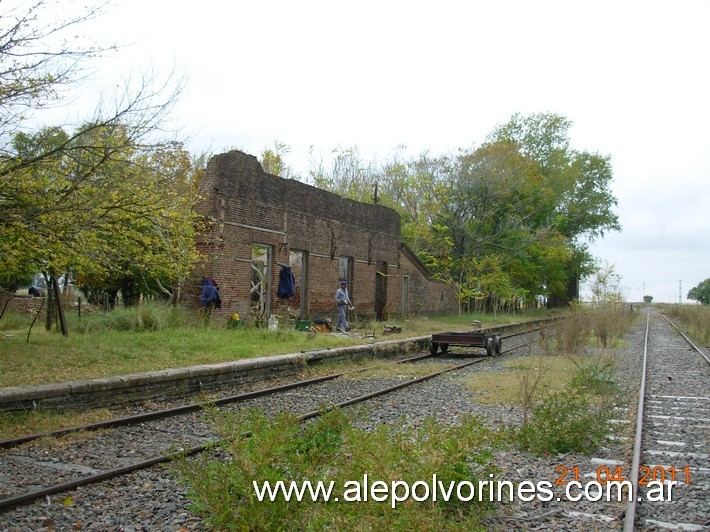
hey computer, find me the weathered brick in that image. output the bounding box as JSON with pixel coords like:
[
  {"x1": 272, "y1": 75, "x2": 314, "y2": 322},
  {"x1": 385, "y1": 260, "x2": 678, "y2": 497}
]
[{"x1": 190, "y1": 150, "x2": 457, "y2": 322}]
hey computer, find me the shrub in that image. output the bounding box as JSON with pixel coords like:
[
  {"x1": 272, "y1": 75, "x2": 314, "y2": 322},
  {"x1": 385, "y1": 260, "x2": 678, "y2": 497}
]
[
  {"x1": 513, "y1": 351, "x2": 620, "y2": 456},
  {"x1": 570, "y1": 358, "x2": 620, "y2": 396},
  {"x1": 514, "y1": 392, "x2": 612, "y2": 456},
  {"x1": 177, "y1": 408, "x2": 498, "y2": 530}
]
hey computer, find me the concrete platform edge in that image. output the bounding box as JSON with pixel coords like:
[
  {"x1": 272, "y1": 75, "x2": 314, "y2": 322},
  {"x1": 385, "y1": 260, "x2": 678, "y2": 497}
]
[{"x1": 0, "y1": 335, "x2": 431, "y2": 412}]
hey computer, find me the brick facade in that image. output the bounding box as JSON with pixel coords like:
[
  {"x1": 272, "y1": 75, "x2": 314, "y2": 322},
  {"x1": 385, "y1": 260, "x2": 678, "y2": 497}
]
[{"x1": 189, "y1": 150, "x2": 457, "y2": 323}]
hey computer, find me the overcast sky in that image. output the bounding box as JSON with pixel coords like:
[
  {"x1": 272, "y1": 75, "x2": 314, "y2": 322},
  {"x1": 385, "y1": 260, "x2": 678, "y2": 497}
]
[{"x1": 35, "y1": 0, "x2": 709, "y2": 303}]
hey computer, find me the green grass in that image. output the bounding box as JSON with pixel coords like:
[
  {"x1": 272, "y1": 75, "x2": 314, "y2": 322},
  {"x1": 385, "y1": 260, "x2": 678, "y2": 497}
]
[
  {"x1": 0, "y1": 305, "x2": 543, "y2": 388},
  {"x1": 460, "y1": 354, "x2": 581, "y2": 405},
  {"x1": 0, "y1": 324, "x2": 351, "y2": 387},
  {"x1": 177, "y1": 408, "x2": 498, "y2": 530}
]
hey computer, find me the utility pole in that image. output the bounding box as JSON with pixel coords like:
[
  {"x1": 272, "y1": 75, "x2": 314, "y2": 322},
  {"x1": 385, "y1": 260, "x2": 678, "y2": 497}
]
[{"x1": 679, "y1": 280, "x2": 682, "y2": 304}]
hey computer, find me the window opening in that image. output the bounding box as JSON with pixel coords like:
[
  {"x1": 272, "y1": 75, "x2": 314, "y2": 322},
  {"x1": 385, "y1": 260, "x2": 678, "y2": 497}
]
[
  {"x1": 339, "y1": 256, "x2": 353, "y2": 296},
  {"x1": 401, "y1": 275, "x2": 410, "y2": 315},
  {"x1": 251, "y1": 244, "x2": 272, "y2": 326},
  {"x1": 375, "y1": 261, "x2": 388, "y2": 321},
  {"x1": 289, "y1": 250, "x2": 307, "y2": 318}
]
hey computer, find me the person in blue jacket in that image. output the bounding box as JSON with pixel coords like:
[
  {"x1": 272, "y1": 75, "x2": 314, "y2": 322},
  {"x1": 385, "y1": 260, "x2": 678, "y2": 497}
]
[
  {"x1": 277, "y1": 266, "x2": 295, "y2": 299},
  {"x1": 200, "y1": 278, "x2": 222, "y2": 310},
  {"x1": 334, "y1": 280, "x2": 352, "y2": 332}
]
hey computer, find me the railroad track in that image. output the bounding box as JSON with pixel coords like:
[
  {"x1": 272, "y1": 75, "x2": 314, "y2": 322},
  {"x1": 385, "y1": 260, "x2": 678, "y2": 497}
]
[
  {"x1": 543, "y1": 308, "x2": 709, "y2": 531},
  {"x1": 622, "y1": 308, "x2": 709, "y2": 530},
  {"x1": 0, "y1": 322, "x2": 547, "y2": 520},
  {"x1": 465, "y1": 306, "x2": 708, "y2": 531}
]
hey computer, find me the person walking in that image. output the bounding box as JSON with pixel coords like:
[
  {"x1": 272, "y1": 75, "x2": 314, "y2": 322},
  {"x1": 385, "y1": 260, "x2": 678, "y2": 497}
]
[{"x1": 335, "y1": 280, "x2": 353, "y2": 332}]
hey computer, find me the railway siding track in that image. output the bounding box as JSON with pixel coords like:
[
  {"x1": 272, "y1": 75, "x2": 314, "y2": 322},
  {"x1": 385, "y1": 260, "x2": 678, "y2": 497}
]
[
  {"x1": 5, "y1": 313, "x2": 705, "y2": 530},
  {"x1": 0, "y1": 322, "x2": 543, "y2": 523}
]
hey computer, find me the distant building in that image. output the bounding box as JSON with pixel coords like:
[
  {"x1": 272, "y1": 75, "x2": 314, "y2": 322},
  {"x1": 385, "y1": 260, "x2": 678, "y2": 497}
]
[{"x1": 189, "y1": 150, "x2": 457, "y2": 324}]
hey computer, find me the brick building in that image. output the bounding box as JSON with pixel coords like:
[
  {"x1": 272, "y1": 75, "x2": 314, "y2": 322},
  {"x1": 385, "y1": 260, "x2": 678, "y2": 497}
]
[{"x1": 190, "y1": 150, "x2": 457, "y2": 324}]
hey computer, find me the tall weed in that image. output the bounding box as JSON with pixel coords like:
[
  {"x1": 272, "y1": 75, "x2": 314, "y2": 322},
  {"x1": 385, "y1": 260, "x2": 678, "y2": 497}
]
[
  {"x1": 74, "y1": 304, "x2": 190, "y2": 333},
  {"x1": 553, "y1": 311, "x2": 590, "y2": 356},
  {"x1": 513, "y1": 356, "x2": 620, "y2": 456},
  {"x1": 664, "y1": 304, "x2": 710, "y2": 345},
  {"x1": 588, "y1": 305, "x2": 634, "y2": 347},
  {"x1": 514, "y1": 392, "x2": 611, "y2": 456}
]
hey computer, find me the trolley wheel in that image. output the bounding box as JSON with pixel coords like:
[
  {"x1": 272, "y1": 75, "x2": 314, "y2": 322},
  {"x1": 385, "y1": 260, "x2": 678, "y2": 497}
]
[
  {"x1": 430, "y1": 342, "x2": 439, "y2": 355},
  {"x1": 485, "y1": 338, "x2": 494, "y2": 356},
  {"x1": 495, "y1": 335, "x2": 502, "y2": 354},
  {"x1": 441, "y1": 343, "x2": 449, "y2": 354}
]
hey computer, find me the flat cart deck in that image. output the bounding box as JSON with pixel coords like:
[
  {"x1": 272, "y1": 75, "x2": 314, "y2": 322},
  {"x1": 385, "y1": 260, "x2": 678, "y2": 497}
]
[{"x1": 430, "y1": 331, "x2": 501, "y2": 356}]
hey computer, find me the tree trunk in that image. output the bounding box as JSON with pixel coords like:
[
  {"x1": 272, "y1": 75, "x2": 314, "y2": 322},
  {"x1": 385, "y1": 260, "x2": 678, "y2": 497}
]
[
  {"x1": 546, "y1": 275, "x2": 579, "y2": 308},
  {"x1": 52, "y1": 274, "x2": 68, "y2": 336},
  {"x1": 44, "y1": 272, "x2": 54, "y2": 331}
]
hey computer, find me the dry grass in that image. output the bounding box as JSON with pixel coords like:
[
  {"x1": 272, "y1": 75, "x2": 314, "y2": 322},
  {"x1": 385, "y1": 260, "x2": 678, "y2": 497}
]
[
  {"x1": 662, "y1": 304, "x2": 710, "y2": 346},
  {"x1": 0, "y1": 408, "x2": 113, "y2": 441},
  {"x1": 460, "y1": 354, "x2": 581, "y2": 405}
]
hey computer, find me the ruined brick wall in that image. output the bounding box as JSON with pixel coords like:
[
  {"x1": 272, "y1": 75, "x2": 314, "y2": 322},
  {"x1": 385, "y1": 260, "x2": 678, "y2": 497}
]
[
  {"x1": 397, "y1": 245, "x2": 459, "y2": 316},
  {"x1": 1, "y1": 293, "x2": 45, "y2": 317},
  {"x1": 190, "y1": 150, "x2": 457, "y2": 322}
]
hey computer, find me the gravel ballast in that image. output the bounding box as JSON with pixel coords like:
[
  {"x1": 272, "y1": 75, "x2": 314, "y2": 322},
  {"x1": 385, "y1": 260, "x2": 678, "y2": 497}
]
[{"x1": 1, "y1": 311, "x2": 707, "y2": 530}]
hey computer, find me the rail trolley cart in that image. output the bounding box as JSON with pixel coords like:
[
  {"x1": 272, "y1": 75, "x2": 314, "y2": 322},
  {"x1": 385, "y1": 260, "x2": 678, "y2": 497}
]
[{"x1": 430, "y1": 331, "x2": 501, "y2": 356}]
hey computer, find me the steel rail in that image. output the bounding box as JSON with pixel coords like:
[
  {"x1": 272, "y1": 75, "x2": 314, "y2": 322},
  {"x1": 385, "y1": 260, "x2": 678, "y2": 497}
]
[
  {"x1": 623, "y1": 310, "x2": 651, "y2": 531},
  {"x1": 660, "y1": 313, "x2": 710, "y2": 365},
  {"x1": 622, "y1": 309, "x2": 707, "y2": 531},
  {"x1": 0, "y1": 352, "x2": 434, "y2": 450},
  {"x1": 0, "y1": 336, "x2": 538, "y2": 513},
  {"x1": 0, "y1": 323, "x2": 549, "y2": 450}
]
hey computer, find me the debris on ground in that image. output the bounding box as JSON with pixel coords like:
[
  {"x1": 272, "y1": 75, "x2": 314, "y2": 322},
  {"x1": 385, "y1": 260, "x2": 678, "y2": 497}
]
[{"x1": 383, "y1": 324, "x2": 402, "y2": 335}]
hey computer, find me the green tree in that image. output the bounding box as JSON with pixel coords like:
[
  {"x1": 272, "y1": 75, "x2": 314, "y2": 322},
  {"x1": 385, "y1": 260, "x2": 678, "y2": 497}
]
[
  {"x1": 4, "y1": 126, "x2": 200, "y2": 314},
  {"x1": 368, "y1": 148, "x2": 451, "y2": 256},
  {"x1": 488, "y1": 113, "x2": 620, "y2": 306},
  {"x1": 308, "y1": 145, "x2": 377, "y2": 202},
  {"x1": 306, "y1": 113, "x2": 620, "y2": 312},
  {"x1": 76, "y1": 141, "x2": 203, "y2": 307},
  {"x1": 0, "y1": 0, "x2": 188, "y2": 332},
  {"x1": 307, "y1": 147, "x2": 450, "y2": 255},
  {"x1": 432, "y1": 140, "x2": 571, "y2": 310},
  {"x1": 261, "y1": 141, "x2": 296, "y2": 178},
  {"x1": 687, "y1": 279, "x2": 710, "y2": 305}
]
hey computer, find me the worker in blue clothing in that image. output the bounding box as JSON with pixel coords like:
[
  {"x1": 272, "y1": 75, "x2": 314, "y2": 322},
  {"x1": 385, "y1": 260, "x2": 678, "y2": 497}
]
[
  {"x1": 200, "y1": 278, "x2": 222, "y2": 310},
  {"x1": 334, "y1": 280, "x2": 353, "y2": 332}
]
